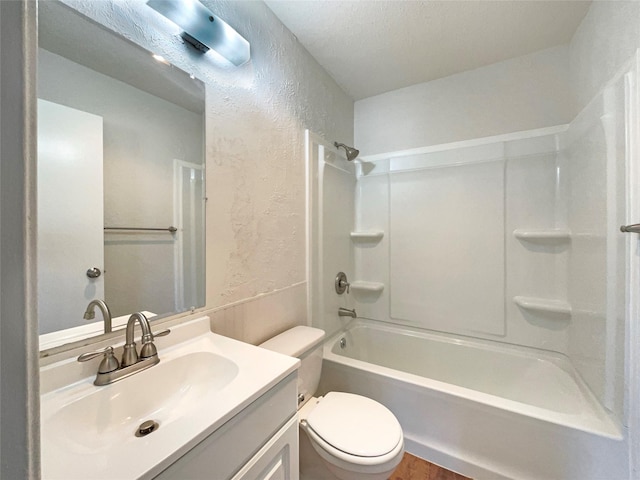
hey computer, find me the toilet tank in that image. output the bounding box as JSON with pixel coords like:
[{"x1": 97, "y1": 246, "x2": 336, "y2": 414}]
[{"x1": 260, "y1": 326, "x2": 325, "y2": 406}]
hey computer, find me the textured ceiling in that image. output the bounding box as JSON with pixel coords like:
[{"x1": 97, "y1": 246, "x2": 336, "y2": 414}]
[{"x1": 265, "y1": 1, "x2": 591, "y2": 100}]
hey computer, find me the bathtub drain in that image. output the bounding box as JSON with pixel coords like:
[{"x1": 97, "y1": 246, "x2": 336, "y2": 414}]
[{"x1": 339, "y1": 337, "x2": 346, "y2": 349}]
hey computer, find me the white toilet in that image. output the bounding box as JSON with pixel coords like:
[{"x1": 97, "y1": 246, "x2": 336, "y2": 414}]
[{"x1": 260, "y1": 326, "x2": 404, "y2": 480}]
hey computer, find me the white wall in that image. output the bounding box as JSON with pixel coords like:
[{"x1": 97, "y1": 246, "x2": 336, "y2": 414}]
[
  {"x1": 569, "y1": 1, "x2": 640, "y2": 111},
  {"x1": 54, "y1": 0, "x2": 354, "y2": 342},
  {"x1": 355, "y1": 45, "x2": 573, "y2": 156}
]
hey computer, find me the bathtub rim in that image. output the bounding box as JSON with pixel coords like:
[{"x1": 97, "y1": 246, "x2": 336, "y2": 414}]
[{"x1": 323, "y1": 318, "x2": 623, "y2": 440}]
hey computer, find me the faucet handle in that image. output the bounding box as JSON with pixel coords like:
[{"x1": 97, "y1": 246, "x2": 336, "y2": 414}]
[
  {"x1": 154, "y1": 328, "x2": 171, "y2": 337},
  {"x1": 78, "y1": 346, "x2": 112, "y2": 362},
  {"x1": 77, "y1": 346, "x2": 119, "y2": 374},
  {"x1": 335, "y1": 272, "x2": 351, "y2": 295}
]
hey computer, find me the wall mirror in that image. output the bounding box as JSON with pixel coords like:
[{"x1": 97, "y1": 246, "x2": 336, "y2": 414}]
[{"x1": 38, "y1": 1, "x2": 206, "y2": 352}]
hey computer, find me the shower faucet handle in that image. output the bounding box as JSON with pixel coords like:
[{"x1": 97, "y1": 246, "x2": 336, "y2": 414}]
[
  {"x1": 335, "y1": 272, "x2": 350, "y2": 295},
  {"x1": 77, "y1": 346, "x2": 120, "y2": 374}
]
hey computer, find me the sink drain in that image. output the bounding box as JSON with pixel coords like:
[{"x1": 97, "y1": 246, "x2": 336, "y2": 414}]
[{"x1": 135, "y1": 420, "x2": 159, "y2": 437}]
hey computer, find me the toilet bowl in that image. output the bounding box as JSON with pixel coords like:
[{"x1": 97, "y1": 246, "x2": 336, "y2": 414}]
[
  {"x1": 300, "y1": 392, "x2": 404, "y2": 480},
  {"x1": 260, "y1": 326, "x2": 404, "y2": 480}
]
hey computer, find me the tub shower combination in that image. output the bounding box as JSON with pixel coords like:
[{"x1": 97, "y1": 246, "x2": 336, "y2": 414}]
[
  {"x1": 308, "y1": 55, "x2": 639, "y2": 479},
  {"x1": 320, "y1": 320, "x2": 624, "y2": 480}
]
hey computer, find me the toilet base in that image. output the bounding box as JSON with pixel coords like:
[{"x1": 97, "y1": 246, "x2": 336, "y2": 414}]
[{"x1": 300, "y1": 424, "x2": 337, "y2": 480}]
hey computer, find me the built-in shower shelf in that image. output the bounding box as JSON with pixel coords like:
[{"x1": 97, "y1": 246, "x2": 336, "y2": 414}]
[
  {"x1": 513, "y1": 296, "x2": 572, "y2": 316},
  {"x1": 513, "y1": 229, "x2": 571, "y2": 242},
  {"x1": 350, "y1": 231, "x2": 384, "y2": 242},
  {"x1": 351, "y1": 281, "x2": 385, "y2": 293}
]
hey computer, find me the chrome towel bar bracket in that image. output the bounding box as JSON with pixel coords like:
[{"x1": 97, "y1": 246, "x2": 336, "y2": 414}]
[{"x1": 621, "y1": 224, "x2": 640, "y2": 234}]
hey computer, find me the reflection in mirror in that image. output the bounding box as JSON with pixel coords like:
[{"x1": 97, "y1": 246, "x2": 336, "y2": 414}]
[{"x1": 37, "y1": 1, "x2": 206, "y2": 351}]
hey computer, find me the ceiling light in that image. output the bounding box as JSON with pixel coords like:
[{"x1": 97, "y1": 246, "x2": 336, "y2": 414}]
[{"x1": 152, "y1": 54, "x2": 170, "y2": 65}]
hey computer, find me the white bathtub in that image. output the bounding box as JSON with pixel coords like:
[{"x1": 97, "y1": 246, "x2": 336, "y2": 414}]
[{"x1": 318, "y1": 320, "x2": 627, "y2": 480}]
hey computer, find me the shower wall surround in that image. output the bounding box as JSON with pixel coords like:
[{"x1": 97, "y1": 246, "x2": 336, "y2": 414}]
[
  {"x1": 355, "y1": 128, "x2": 569, "y2": 349},
  {"x1": 389, "y1": 149, "x2": 506, "y2": 336},
  {"x1": 351, "y1": 55, "x2": 635, "y2": 424},
  {"x1": 563, "y1": 68, "x2": 629, "y2": 419},
  {"x1": 310, "y1": 138, "x2": 358, "y2": 337}
]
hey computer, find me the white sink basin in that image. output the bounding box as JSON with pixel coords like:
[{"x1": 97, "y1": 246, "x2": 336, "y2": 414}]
[
  {"x1": 40, "y1": 317, "x2": 299, "y2": 479},
  {"x1": 47, "y1": 352, "x2": 238, "y2": 452}
]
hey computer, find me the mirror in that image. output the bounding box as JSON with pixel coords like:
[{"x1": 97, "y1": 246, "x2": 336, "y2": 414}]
[{"x1": 37, "y1": 1, "x2": 206, "y2": 351}]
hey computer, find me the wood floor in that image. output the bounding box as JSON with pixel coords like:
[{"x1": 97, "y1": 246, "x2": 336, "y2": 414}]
[{"x1": 390, "y1": 453, "x2": 470, "y2": 480}]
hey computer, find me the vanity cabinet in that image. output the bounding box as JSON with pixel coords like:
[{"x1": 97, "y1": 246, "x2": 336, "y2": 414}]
[{"x1": 154, "y1": 374, "x2": 299, "y2": 480}]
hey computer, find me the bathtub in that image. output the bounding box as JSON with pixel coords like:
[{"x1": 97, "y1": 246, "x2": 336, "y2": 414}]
[{"x1": 317, "y1": 320, "x2": 627, "y2": 480}]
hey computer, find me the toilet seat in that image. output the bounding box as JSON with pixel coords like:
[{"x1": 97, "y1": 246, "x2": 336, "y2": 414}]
[{"x1": 301, "y1": 392, "x2": 404, "y2": 469}]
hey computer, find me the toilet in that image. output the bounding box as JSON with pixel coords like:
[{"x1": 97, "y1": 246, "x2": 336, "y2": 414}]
[{"x1": 260, "y1": 326, "x2": 404, "y2": 480}]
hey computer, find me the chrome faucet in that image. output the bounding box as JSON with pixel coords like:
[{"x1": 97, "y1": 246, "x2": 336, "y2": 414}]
[
  {"x1": 338, "y1": 307, "x2": 357, "y2": 318},
  {"x1": 77, "y1": 312, "x2": 170, "y2": 386},
  {"x1": 83, "y1": 299, "x2": 112, "y2": 333}
]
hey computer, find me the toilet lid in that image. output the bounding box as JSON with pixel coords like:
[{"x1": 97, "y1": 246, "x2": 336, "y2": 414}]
[{"x1": 305, "y1": 392, "x2": 402, "y2": 458}]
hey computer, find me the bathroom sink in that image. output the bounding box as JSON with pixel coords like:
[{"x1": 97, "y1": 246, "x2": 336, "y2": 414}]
[
  {"x1": 46, "y1": 351, "x2": 238, "y2": 452},
  {"x1": 40, "y1": 316, "x2": 299, "y2": 479}
]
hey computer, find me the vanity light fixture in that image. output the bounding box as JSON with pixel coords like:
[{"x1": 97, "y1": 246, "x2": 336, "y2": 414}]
[{"x1": 147, "y1": 0, "x2": 250, "y2": 66}]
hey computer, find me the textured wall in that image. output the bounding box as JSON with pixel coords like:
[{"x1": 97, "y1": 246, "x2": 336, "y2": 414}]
[
  {"x1": 60, "y1": 0, "x2": 354, "y2": 314},
  {"x1": 569, "y1": 1, "x2": 640, "y2": 111},
  {"x1": 354, "y1": 45, "x2": 573, "y2": 156}
]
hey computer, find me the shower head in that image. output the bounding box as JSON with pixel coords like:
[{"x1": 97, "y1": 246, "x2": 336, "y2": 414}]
[{"x1": 334, "y1": 142, "x2": 360, "y2": 161}]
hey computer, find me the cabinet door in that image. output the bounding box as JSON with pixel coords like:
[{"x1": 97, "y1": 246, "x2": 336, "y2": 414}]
[{"x1": 233, "y1": 416, "x2": 299, "y2": 480}]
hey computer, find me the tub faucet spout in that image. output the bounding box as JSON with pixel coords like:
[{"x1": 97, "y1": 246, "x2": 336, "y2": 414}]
[{"x1": 338, "y1": 307, "x2": 357, "y2": 318}]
